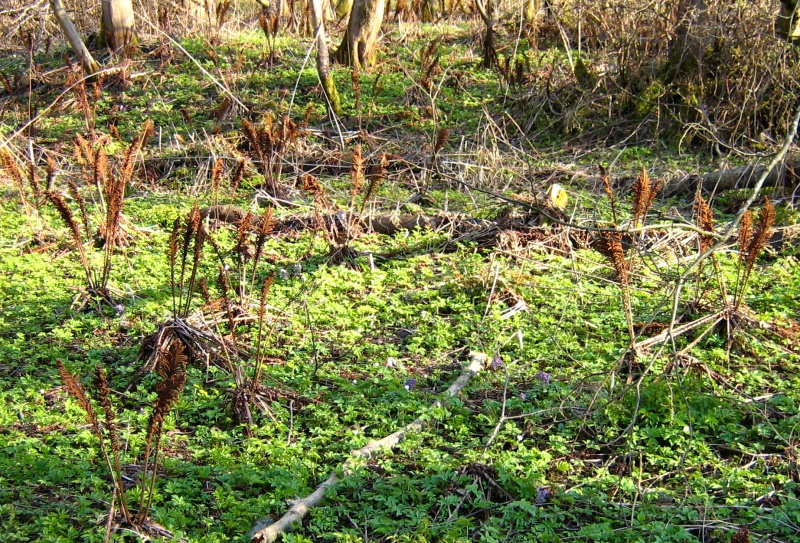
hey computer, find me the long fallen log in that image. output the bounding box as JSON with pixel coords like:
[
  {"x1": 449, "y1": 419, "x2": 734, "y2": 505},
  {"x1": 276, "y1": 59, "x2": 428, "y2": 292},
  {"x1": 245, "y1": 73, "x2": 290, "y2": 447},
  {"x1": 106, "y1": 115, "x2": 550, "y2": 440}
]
[
  {"x1": 667, "y1": 160, "x2": 799, "y2": 196},
  {"x1": 250, "y1": 352, "x2": 489, "y2": 543}
]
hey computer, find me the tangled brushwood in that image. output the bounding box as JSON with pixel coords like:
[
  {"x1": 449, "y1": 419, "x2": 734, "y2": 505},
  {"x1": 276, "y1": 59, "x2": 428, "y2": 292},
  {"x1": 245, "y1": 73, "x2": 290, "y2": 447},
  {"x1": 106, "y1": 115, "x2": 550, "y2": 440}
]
[{"x1": 513, "y1": 0, "x2": 800, "y2": 149}]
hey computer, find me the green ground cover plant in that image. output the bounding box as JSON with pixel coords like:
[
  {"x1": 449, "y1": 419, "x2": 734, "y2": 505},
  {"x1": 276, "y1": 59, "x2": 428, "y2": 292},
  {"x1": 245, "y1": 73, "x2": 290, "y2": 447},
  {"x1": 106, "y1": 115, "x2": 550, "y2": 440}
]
[{"x1": 1, "y1": 2, "x2": 800, "y2": 542}]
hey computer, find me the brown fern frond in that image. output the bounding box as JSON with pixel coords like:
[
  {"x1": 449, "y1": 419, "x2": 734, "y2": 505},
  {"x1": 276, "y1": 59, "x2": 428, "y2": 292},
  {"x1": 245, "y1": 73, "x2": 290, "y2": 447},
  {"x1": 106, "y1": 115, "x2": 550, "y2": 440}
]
[
  {"x1": 253, "y1": 207, "x2": 274, "y2": 267},
  {"x1": 74, "y1": 134, "x2": 92, "y2": 166},
  {"x1": 27, "y1": 161, "x2": 42, "y2": 201},
  {"x1": 594, "y1": 232, "x2": 629, "y2": 283},
  {"x1": 67, "y1": 179, "x2": 91, "y2": 236},
  {"x1": 45, "y1": 156, "x2": 57, "y2": 191},
  {"x1": 57, "y1": 360, "x2": 98, "y2": 430},
  {"x1": 361, "y1": 153, "x2": 387, "y2": 211},
  {"x1": 45, "y1": 190, "x2": 83, "y2": 247},
  {"x1": 197, "y1": 276, "x2": 210, "y2": 305},
  {"x1": 599, "y1": 164, "x2": 618, "y2": 225},
  {"x1": 694, "y1": 194, "x2": 715, "y2": 252},
  {"x1": 210, "y1": 157, "x2": 224, "y2": 193},
  {"x1": 234, "y1": 212, "x2": 254, "y2": 262},
  {"x1": 183, "y1": 220, "x2": 206, "y2": 316},
  {"x1": 433, "y1": 128, "x2": 450, "y2": 156},
  {"x1": 230, "y1": 157, "x2": 247, "y2": 193},
  {"x1": 351, "y1": 67, "x2": 361, "y2": 111},
  {"x1": 302, "y1": 173, "x2": 330, "y2": 209},
  {"x1": 46, "y1": 190, "x2": 94, "y2": 287},
  {"x1": 631, "y1": 168, "x2": 651, "y2": 228},
  {"x1": 143, "y1": 339, "x2": 188, "y2": 456},
  {"x1": 0, "y1": 149, "x2": 25, "y2": 198},
  {"x1": 349, "y1": 145, "x2": 365, "y2": 208},
  {"x1": 120, "y1": 118, "x2": 154, "y2": 186},
  {"x1": 93, "y1": 366, "x2": 121, "y2": 458},
  {"x1": 736, "y1": 199, "x2": 775, "y2": 310},
  {"x1": 242, "y1": 118, "x2": 261, "y2": 156},
  {"x1": 646, "y1": 178, "x2": 663, "y2": 211},
  {"x1": 103, "y1": 174, "x2": 126, "y2": 251},
  {"x1": 281, "y1": 116, "x2": 301, "y2": 145},
  {"x1": 94, "y1": 146, "x2": 108, "y2": 195},
  {"x1": 141, "y1": 338, "x2": 188, "y2": 521},
  {"x1": 738, "y1": 209, "x2": 753, "y2": 262},
  {"x1": 745, "y1": 198, "x2": 775, "y2": 271}
]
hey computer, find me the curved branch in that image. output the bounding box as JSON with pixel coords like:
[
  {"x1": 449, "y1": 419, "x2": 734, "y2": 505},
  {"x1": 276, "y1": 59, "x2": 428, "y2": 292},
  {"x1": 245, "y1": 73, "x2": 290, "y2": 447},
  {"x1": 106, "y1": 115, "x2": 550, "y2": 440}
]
[{"x1": 251, "y1": 352, "x2": 488, "y2": 543}]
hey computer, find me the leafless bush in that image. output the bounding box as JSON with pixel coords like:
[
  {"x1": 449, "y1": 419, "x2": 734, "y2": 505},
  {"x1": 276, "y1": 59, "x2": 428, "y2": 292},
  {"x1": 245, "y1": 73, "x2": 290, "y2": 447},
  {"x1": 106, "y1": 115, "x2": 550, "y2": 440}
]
[{"x1": 514, "y1": 0, "x2": 799, "y2": 150}]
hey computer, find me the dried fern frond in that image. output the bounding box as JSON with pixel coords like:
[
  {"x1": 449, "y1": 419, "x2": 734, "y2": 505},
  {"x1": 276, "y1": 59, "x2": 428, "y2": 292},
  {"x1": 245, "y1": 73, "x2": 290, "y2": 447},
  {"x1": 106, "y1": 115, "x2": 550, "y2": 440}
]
[
  {"x1": 735, "y1": 199, "x2": 775, "y2": 310},
  {"x1": 745, "y1": 198, "x2": 775, "y2": 270},
  {"x1": 120, "y1": 118, "x2": 154, "y2": 186},
  {"x1": 139, "y1": 339, "x2": 188, "y2": 523},
  {"x1": 45, "y1": 190, "x2": 83, "y2": 247},
  {"x1": 253, "y1": 207, "x2": 274, "y2": 267},
  {"x1": 230, "y1": 157, "x2": 247, "y2": 193},
  {"x1": 74, "y1": 134, "x2": 92, "y2": 166},
  {"x1": 27, "y1": 161, "x2": 41, "y2": 201},
  {"x1": 433, "y1": 128, "x2": 450, "y2": 156},
  {"x1": 349, "y1": 145, "x2": 365, "y2": 208},
  {"x1": 242, "y1": 118, "x2": 262, "y2": 159},
  {"x1": 57, "y1": 360, "x2": 99, "y2": 430},
  {"x1": 594, "y1": 232, "x2": 629, "y2": 283},
  {"x1": 694, "y1": 194, "x2": 715, "y2": 252},
  {"x1": 646, "y1": 178, "x2": 663, "y2": 212},
  {"x1": 45, "y1": 157, "x2": 57, "y2": 191},
  {"x1": 46, "y1": 190, "x2": 95, "y2": 288},
  {"x1": 0, "y1": 148, "x2": 25, "y2": 198},
  {"x1": 67, "y1": 179, "x2": 91, "y2": 236},
  {"x1": 94, "y1": 146, "x2": 108, "y2": 194},
  {"x1": 234, "y1": 212, "x2": 254, "y2": 262},
  {"x1": 144, "y1": 339, "x2": 189, "y2": 464},
  {"x1": 351, "y1": 68, "x2": 361, "y2": 110},
  {"x1": 631, "y1": 168, "x2": 661, "y2": 227},
  {"x1": 210, "y1": 157, "x2": 224, "y2": 193},
  {"x1": 94, "y1": 366, "x2": 122, "y2": 461},
  {"x1": 361, "y1": 153, "x2": 388, "y2": 211},
  {"x1": 599, "y1": 164, "x2": 618, "y2": 225}
]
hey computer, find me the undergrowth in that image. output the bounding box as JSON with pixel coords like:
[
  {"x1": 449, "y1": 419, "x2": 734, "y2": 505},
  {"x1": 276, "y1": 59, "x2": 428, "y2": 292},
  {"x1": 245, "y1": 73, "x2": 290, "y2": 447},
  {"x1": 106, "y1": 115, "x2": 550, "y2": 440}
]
[{"x1": 1, "y1": 6, "x2": 799, "y2": 543}]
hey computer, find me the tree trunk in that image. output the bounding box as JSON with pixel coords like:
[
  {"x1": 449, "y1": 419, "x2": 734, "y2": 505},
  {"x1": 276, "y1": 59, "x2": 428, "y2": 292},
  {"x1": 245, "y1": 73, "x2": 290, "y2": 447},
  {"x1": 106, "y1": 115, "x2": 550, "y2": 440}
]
[
  {"x1": 335, "y1": 0, "x2": 354, "y2": 19},
  {"x1": 523, "y1": 0, "x2": 538, "y2": 24},
  {"x1": 309, "y1": 0, "x2": 343, "y2": 115},
  {"x1": 49, "y1": 0, "x2": 101, "y2": 75},
  {"x1": 776, "y1": 0, "x2": 800, "y2": 42},
  {"x1": 334, "y1": 0, "x2": 386, "y2": 69},
  {"x1": 475, "y1": 0, "x2": 496, "y2": 69},
  {"x1": 101, "y1": 0, "x2": 137, "y2": 53}
]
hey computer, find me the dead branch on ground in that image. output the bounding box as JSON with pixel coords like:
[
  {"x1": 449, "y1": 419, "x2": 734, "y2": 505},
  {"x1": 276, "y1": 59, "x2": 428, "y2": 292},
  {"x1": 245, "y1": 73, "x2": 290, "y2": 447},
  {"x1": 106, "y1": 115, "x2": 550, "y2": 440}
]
[{"x1": 250, "y1": 352, "x2": 488, "y2": 543}]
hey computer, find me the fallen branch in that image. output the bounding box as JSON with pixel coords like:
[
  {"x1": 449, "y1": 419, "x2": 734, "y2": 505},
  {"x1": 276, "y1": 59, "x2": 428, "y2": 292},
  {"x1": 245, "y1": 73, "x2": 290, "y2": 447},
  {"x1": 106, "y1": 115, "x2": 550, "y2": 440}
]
[{"x1": 250, "y1": 352, "x2": 489, "y2": 543}]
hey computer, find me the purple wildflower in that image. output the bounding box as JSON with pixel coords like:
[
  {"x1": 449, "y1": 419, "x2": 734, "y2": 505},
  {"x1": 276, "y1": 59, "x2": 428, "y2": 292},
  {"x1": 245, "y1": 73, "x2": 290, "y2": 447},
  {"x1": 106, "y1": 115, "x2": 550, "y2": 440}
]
[
  {"x1": 535, "y1": 487, "x2": 551, "y2": 504},
  {"x1": 535, "y1": 371, "x2": 552, "y2": 385},
  {"x1": 404, "y1": 378, "x2": 417, "y2": 391},
  {"x1": 491, "y1": 355, "x2": 504, "y2": 370},
  {"x1": 519, "y1": 392, "x2": 527, "y2": 400},
  {"x1": 278, "y1": 268, "x2": 289, "y2": 280}
]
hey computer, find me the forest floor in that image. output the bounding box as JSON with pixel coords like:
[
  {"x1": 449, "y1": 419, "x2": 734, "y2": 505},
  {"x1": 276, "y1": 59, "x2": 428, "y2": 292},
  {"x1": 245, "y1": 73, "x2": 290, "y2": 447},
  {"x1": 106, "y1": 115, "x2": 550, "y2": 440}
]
[{"x1": 1, "y1": 20, "x2": 800, "y2": 543}]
